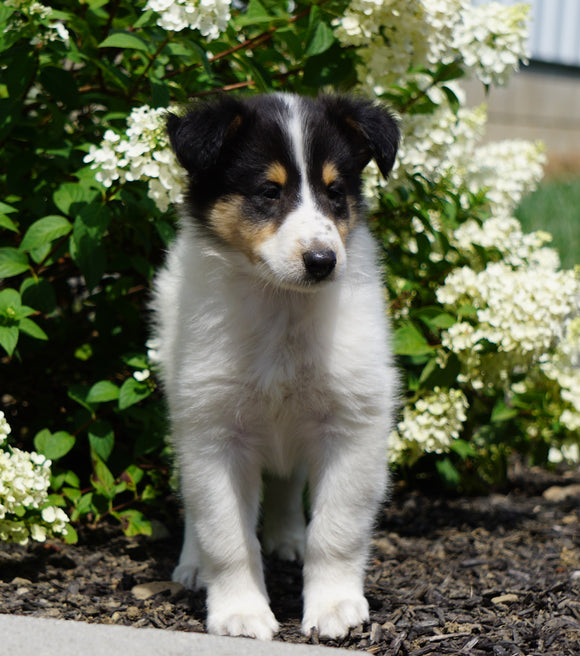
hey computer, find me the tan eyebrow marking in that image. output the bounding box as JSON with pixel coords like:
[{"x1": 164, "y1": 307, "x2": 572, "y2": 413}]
[
  {"x1": 322, "y1": 161, "x2": 339, "y2": 187},
  {"x1": 265, "y1": 161, "x2": 288, "y2": 187}
]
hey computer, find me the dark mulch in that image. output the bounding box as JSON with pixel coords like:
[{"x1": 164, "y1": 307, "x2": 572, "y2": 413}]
[{"x1": 1, "y1": 467, "x2": 579, "y2": 655}]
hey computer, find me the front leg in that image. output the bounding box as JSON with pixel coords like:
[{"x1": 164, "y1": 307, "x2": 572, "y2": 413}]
[
  {"x1": 302, "y1": 429, "x2": 388, "y2": 639},
  {"x1": 175, "y1": 433, "x2": 279, "y2": 640}
]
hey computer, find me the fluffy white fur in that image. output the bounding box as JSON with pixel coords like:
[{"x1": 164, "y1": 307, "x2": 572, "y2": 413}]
[{"x1": 152, "y1": 219, "x2": 398, "y2": 640}]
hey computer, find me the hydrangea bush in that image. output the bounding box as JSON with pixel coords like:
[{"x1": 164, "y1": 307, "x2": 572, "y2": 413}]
[
  {"x1": 1, "y1": 0, "x2": 578, "y2": 539},
  {"x1": 0, "y1": 412, "x2": 73, "y2": 544}
]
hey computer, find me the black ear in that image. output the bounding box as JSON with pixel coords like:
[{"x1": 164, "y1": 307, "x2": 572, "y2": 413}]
[
  {"x1": 321, "y1": 95, "x2": 400, "y2": 179},
  {"x1": 166, "y1": 97, "x2": 248, "y2": 175}
]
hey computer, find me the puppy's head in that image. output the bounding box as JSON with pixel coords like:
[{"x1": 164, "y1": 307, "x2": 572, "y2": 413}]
[{"x1": 167, "y1": 93, "x2": 399, "y2": 290}]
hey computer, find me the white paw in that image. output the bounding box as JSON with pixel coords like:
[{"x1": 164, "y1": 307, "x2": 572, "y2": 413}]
[
  {"x1": 302, "y1": 594, "x2": 369, "y2": 639},
  {"x1": 262, "y1": 526, "x2": 305, "y2": 562},
  {"x1": 207, "y1": 597, "x2": 279, "y2": 640},
  {"x1": 172, "y1": 563, "x2": 200, "y2": 590}
]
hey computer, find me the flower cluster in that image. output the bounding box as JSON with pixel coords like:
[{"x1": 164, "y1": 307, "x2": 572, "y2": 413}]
[
  {"x1": 397, "y1": 100, "x2": 488, "y2": 183},
  {"x1": 437, "y1": 263, "x2": 580, "y2": 391},
  {"x1": 84, "y1": 105, "x2": 186, "y2": 213},
  {"x1": 145, "y1": 0, "x2": 231, "y2": 40},
  {"x1": 334, "y1": 0, "x2": 466, "y2": 94},
  {"x1": 461, "y1": 140, "x2": 546, "y2": 217},
  {"x1": 453, "y1": 2, "x2": 530, "y2": 86},
  {"x1": 390, "y1": 388, "x2": 468, "y2": 465},
  {"x1": 334, "y1": 0, "x2": 529, "y2": 92},
  {"x1": 540, "y1": 317, "x2": 580, "y2": 434},
  {"x1": 452, "y1": 215, "x2": 559, "y2": 270},
  {"x1": 5, "y1": 0, "x2": 71, "y2": 46},
  {"x1": 0, "y1": 411, "x2": 70, "y2": 544}
]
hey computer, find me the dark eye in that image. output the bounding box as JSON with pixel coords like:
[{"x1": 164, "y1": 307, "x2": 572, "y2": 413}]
[
  {"x1": 259, "y1": 183, "x2": 282, "y2": 200},
  {"x1": 327, "y1": 181, "x2": 345, "y2": 202}
]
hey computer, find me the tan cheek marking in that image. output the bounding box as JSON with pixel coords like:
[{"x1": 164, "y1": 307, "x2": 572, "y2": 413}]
[
  {"x1": 336, "y1": 196, "x2": 360, "y2": 244},
  {"x1": 266, "y1": 161, "x2": 288, "y2": 187},
  {"x1": 209, "y1": 196, "x2": 277, "y2": 263},
  {"x1": 322, "y1": 161, "x2": 339, "y2": 187}
]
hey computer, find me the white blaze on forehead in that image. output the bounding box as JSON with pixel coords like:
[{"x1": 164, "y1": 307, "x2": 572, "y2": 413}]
[{"x1": 279, "y1": 94, "x2": 315, "y2": 209}]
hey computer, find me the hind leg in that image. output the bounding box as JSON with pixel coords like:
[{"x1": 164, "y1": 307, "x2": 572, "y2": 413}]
[
  {"x1": 173, "y1": 507, "x2": 202, "y2": 590},
  {"x1": 262, "y1": 468, "x2": 307, "y2": 562}
]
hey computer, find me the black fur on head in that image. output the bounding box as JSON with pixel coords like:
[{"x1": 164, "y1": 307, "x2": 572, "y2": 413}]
[{"x1": 166, "y1": 93, "x2": 399, "y2": 226}]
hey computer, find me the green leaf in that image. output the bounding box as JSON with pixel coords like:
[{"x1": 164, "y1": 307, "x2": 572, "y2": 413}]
[
  {"x1": 303, "y1": 43, "x2": 355, "y2": 88},
  {"x1": 71, "y1": 206, "x2": 109, "y2": 290},
  {"x1": 53, "y1": 183, "x2": 98, "y2": 216},
  {"x1": 122, "y1": 352, "x2": 149, "y2": 369},
  {"x1": 236, "y1": 0, "x2": 277, "y2": 26},
  {"x1": 67, "y1": 384, "x2": 94, "y2": 414},
  {"x1": 19, "y1": 215, "x2": 72, "y2": 252},
  {"x1": 0, "y1": 325, "x2": 18, "y2": 356},
  {"x1": 115, "y1": 509, "x2": 152, "y2": 537},
  {"x1": 72, "y1": 492, "x2": 95, "y2": 520},
  {"x1": 393, "y1": 321, "x2": 433, "y2": 356},
  {"x1": 0, "y1": 287, "x2": 21, "y2": 312},
  {"x1": 491, "y1": 400, "x2": 518, "y2": 423},
  {"x1": 450, "y1": 439, "x2": 476, "y2": 459},
  {"x1": 413, "y1": 307, "x2": 456, "y2": 331},
  {"x1": 61, "y1": 524, "x2": 79, "y2": 545},
  {"x1": 34, "y1": 429, "x2": 76, "y2": 461},
  {"x1": 436, "y1": 457, "x2": 461, "y2": 487},
  {"x1": 458, "y1": 304, "x2": 478, "y2": 319},
  {"x1": 20, "y1": 277, "x2": 57, "y2": 314},
  {"x1": 305, "y1": 20, "x2": 335, "y2": 57},
  {"x1": 118, "y1": 377, "x2": 152, "y2": 410},
  {"x1": 91, "y1": 456, "x2": 115, "y2": 497},
  {"x1": 0, "y1": 214, "x2": 18, "y2": 232},
  {"x1": 0, "y1": 201, "x2": 17, "y2": 214},
  {"x1": 18, "y1": 317, "x2": 48, "y2": 341},
  {"x1": 86, "y1": 380, "x2": 120, "y2": 404},
  {"x1": 88, "y1": 420, "x2": 115, "y2": 462},
  {"x1": 0, "y1": 247, "x2": 29, "y2": 277},
  {"x1": 99, "y1": 32, "x2": 150, "y2": 52}
]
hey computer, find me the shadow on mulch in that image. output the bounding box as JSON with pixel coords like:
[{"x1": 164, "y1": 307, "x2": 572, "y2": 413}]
[{"x1": 1, "y1": 467, "x2": 579, "y2": 655}]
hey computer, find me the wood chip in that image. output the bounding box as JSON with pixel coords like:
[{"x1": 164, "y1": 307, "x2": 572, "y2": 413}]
[{"x1": 491, "y1": 594, "x2": 519, "y2": 605}]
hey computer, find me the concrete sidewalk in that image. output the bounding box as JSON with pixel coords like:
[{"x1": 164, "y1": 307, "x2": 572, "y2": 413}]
[{"x1": 0, "y1": 614, "x2": 360, "y2": 656}]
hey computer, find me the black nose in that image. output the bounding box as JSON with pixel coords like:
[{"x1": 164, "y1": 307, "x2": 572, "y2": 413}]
[{"x1": 302, "y1": 249, "x2": 337, "y2": 281}]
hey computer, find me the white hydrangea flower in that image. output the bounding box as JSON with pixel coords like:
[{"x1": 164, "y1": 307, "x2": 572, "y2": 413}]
[
  {"x1": 541, "y1": 316, "x2": 580, "y2": 431},
  {"x1": 390, "y1": 387, "x2": 468, "y2": 465},
  {"x1": 548, "y1": 442, "x2": 580, "y2": 465},
  {"x1": 6, "y1": 1, "x2": 71, "y2": 47},
  {"x1": 334, "y1": 0, "x2": 468, "y2": 93},
  {"x1": 145, "y1": 0, "x2": 231, "y2": 40},
  {"x1": 437, "y1": 263, "x2": 580, "y2": 391},
  {"x1": 396, "y1": 100, "x2": 488, "y2": 183},
  {"x1": 0, "y1": 413, "x2": 70, "y2": 544},
  {"x1": 0, "y1": 411, "x2": 11, "y2": 446},
  {"x1": 453, "y1": 2, "x2": 530, "y2": 86},
  {"x1": 335, "y1": 0, "x2": 528, "y2": 93},
  {"x1": 84, "y1": 105, "x2": 186, "y2": 213},
  {"x1": 133, "y1": 369, "x2": 151, "y2": 382},
  {"x1": 452, "y1": 215, "x2": 558, "y2": 269},
  {"x1": 461, "y1": 140, "x2": 546, "y2": 217}
]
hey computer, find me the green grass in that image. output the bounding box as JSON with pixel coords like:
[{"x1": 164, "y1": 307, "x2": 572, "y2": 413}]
[{"x1": 515, "y1": 178, "x2": 580, "y2": 270}]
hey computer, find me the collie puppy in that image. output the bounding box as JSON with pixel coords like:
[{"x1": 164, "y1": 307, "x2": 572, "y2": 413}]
[{"x1": 151, "y1": 93, "x2": 399, "y2": 640}]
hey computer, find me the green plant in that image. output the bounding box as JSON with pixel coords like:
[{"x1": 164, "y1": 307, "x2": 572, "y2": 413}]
[{"x1": 1, "y1": 0, "x2": 578, "y2": 541}]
